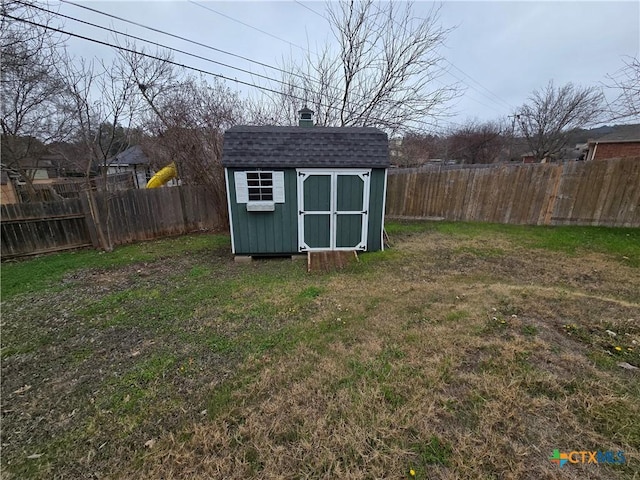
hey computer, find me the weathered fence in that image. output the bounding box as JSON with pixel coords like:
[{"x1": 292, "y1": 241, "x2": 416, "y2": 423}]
[
  {"x1": 1, "y1": 185, "x2": 227, "y2": 259},
  {"x1": 13, "y1": 172, "x2": 136, "y2": 203},
  {"x1": 386, "y1": 157, "x2": 640, "y2": 227}
]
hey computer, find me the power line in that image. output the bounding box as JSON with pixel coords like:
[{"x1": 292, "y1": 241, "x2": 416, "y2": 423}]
[
  {"x1": 4, "y1": 6, "x2": 459, "y2": 134},
  {"x1": 442, "y1": 60, "x2": 514, "y2": 110},
  {"x1": 367, "y1": 1, "x2": 514, "y2": 114},
  {"x1": 57, "y1": 0, "x2": 308, "y2": 84},
  {"x1": 4, "y1": 10, "x2": 398, "y2": 128},
  {"x1": 2, "y1": 12, "x2": 313, "y2": 103},
  {"x1": 19, "y1": 0, "x2": 307, "y2": 94},
  {"x1": 187, "y1": 0, "x2": 318, "y2": 56},
  {"x1": 293, "y1": 1, "x2": 327, "y2": 21},
  {"x1": 145, "y1": 0, "x2": 464, "y2": 131}
]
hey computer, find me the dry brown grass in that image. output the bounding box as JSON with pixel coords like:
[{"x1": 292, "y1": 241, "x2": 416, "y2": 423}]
[{"x1": 123, "y1": 227, "x2": 639, "y2": 479}]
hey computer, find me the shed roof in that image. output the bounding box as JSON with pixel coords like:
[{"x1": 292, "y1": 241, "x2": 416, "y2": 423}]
[{"x1": 222, "y1": 126, "x2": 389, "y2": 168}]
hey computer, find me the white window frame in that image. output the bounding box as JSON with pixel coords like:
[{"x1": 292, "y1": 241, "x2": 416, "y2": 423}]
[{"x1": 234, "y1": 170, "x2": 285, "y2": 211}]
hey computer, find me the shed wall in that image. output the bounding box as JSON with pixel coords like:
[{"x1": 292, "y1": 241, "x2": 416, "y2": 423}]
[
  {"x1": 226, "y1": 168, "x2": 298, "y2": 254},
  {"x1": 226, "y1": 167, "x2": 387, "y2": 254}
]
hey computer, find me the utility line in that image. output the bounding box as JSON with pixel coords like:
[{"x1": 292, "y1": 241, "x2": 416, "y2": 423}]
[
  {"x1": 366, "y1": 1, "x2": 514, "y2": 114},
  {"x1": 293, "y1": 0, "x2": 327, "y2": 20},
  {"x1": 3, "y1": 11, "x2": 414, "y2": 129},
  {"x1": 188, "y1": 0, "x2": 463, "y2": 130},
  {"x1": 19, "y1": 0, "x2": 308, "y2": 94},
  {"x1": 442, "y1": 60, "x2": 514, "y2": 110},
  {"x1": 2, "y1": 13, "x2": 313, "y2": 103},
  {"x1": 187, "y1": 0, "x2": 318, "y2": 56},
  {"x1": 57, "y1": 0, "x2": 309, "y2": 84},
  {"x1": 5, "y1": 7, "x2": 459, "y2": 134}
]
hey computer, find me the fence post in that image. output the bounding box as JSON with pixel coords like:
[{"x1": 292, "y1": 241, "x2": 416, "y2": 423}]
[
  {"x1": 541, "y1": 164, "x2": 564, "y2": 225},
  {"x1": 84, "y1": 190, "x2": 112, "y2": 251},
  {"x1": 80, "y1": 191, "x2": 101, "y2": 249}
]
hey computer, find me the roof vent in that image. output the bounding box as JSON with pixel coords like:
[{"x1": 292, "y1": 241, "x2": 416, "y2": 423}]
[{"x1": 298, "y1": 106, "x2": 314, "y2": 128}]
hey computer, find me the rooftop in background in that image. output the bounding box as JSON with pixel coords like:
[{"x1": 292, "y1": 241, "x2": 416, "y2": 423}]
[
  {"x1": 106, "y1": 145, "x2": 149, "y2": 166},
  {"x1": 590, "y1": 124, "x2": 640, "y2": 143},
  {"x1": 222, "y1": 126, "x2": 389, "y2": 169}
]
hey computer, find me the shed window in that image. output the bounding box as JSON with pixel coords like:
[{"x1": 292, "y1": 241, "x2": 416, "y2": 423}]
[
  {"x1": 233, "y1": 170, "x2": 285, "y2": 206},
  {"x1": 247, "y1": 171, "x2": 273, "y2": 201}
]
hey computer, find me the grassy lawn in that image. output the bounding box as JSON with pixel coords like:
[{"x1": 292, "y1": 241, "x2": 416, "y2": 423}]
[{"x1": 1, "y1": 222, "x2": 639, "y2": 479}]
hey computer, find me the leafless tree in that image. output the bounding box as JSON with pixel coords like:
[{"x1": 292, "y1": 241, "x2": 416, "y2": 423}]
[
  {"x1": 143, "y1": 77, "x2": 243, "y2": 211},
  {"x1": 396, "y1": 132, "x2": 445, "y2": 167},
  {"x1": 267, "y1": 0, "x2": 456, "y2": 135},
  {"x1": 604, "y1": 56, "x2": 640, "y2": 122},
  {"x1": 58, "y1": 56, "x2": 141, "y2": 181},
  {"x1": 118, "y1": 44, "x2": 244, "y2": 216},
  {"x1": 516, "y1": 81, "x2": 605, "y2": 162},
  {"x1": 51, "y1": 51, "x2": 145, "y2": 250},
  {"x1": 446, "y1": 120, "x2": 506, "y2": 164},
  {"x1": 1, "y1": 0, "x2": 69, "y2": 198}
]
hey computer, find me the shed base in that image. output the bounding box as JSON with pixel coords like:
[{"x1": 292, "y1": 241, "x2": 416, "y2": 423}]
[{"x1": 233, "y1": 254, "x2": 308, "y2": 263}]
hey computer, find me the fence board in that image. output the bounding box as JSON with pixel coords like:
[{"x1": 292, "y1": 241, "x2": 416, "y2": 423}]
[
  {"x1": 1, "y1": 185, "x2": 227, "y2": 259},
  {"x1": 387, "y1": 158, "x2": 640, "y2": 227}
]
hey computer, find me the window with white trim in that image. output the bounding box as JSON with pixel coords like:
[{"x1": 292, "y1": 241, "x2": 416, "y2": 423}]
[
  {"x1": 247, "y1": 171, "x2": 273, "y2": 201},
  {"x1": 233, "y1": 170, "x2": 285, "y2": 210}
]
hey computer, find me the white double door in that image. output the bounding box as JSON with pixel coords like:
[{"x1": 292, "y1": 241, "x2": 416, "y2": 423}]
[{"x1": 297, "y1": 169, "x2": 371, "y2": 251}]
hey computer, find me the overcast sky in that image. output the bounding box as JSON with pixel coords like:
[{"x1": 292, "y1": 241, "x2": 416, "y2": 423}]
[{"x1": 54, "y1": 0, "x2": 640, "y2": 132}]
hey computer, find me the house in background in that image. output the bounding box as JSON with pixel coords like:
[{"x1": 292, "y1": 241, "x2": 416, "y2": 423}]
[
  {"x1": 521, "y1": 152, "x2": 553, "y2": 163},
  {"x1": 105, "y1": 145, "x2": 154, "y2": 188},
  {"x1": 586, "y1": 126, "x2": 640, "y2": 161},
  {"x1": 222, "y1": 108, "x2": 390, "y2": 256}
]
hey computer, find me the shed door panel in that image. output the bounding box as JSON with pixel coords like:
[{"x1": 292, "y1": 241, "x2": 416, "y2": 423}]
[
  {"x1": 301, "y1": 174, "x2": 332, "y2": 249},
  {"x1": 298, "y1": 170, "x2": 370, "y2": 252},
  {"x1": 304, "y1": 215, "x2": 331, "y2": 249},
  {"x1": 304, "y1": 175, "x2": 331, "y2": 211},
  {"x1": 336, "y1": 214, "x2": 363, "y2": 248},
  {"x1": 336, "y1": 175, "x2": 364, "y2": 211}
]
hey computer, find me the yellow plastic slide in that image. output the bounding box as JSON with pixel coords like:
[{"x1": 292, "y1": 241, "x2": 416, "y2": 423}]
[{"x1": 146, "y1": 162, "x2": 177, "y2": 188}]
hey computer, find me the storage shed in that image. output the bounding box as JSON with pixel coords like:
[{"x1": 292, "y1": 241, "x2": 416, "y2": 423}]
[{"x1": 222, "y1": 112, "x2": 389, "y2": 256}]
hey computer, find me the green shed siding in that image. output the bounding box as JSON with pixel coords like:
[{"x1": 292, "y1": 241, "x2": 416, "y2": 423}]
[
  {"x1": 226, "y1": 168, "x2": 298, "y2": 254},
  {"x1": 226, "y1": 167, "x2": 387, "y2": 254},
  {"x1": 366, "y1": 169, "x2": 386, "y2": 251}
]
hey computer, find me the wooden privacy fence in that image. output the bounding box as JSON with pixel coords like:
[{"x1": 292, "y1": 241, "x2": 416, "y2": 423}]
[
  {"x1": 386, "y1": 157, "x2": 640, "y2": 227},
  {"x1": 1, "y1": 185, "x2": 227, "y2": 259}
]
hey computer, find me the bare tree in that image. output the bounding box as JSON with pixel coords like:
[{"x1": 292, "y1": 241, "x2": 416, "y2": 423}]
[
  {"x1": 1, "y1": 0, "x2": 69, "y2": 198},
  {"x1": 397, "y1": 132, "x2": 445, "y2": 167},
  {"x1": 516, "y1": 81, "x2": 605, "y2": 162},
  {"x1": 117, "y1": 44, "x2": 244, "y2": 216},
  {"x1": 59, "y1": 56, "x2": 141, "y2": 182},
  {"x1": 50, "y1": 52, "x2": 145, "y2": 250},
  {"x1": 269, "y1": 0, "x2": 456, "y2": 134},
  {"x1": 604, "y1": 56, "x2": 640, "y2": 122},
  {"x1": 143, "y1": 77, "x2": 243, "y2": 210},
  {"x1": 446, "y1": 120, "x2": 506, "y2": 164}
]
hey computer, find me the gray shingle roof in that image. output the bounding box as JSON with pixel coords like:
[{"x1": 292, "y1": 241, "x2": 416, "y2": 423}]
[
  {"x1": 222, "y1": 126, "x2": 389, "y2": 168},
  {"x1": 106, "y1": 145, "x2": 149, "y2": 166}
]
